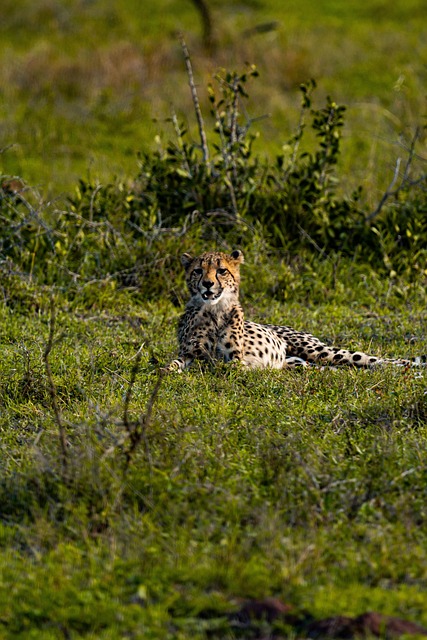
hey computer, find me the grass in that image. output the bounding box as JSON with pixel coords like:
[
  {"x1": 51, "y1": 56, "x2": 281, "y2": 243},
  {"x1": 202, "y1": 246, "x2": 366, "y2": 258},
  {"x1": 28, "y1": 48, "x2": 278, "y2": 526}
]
[{"x1": 1, "y1": 260, "x2": 427, "y2": 638}]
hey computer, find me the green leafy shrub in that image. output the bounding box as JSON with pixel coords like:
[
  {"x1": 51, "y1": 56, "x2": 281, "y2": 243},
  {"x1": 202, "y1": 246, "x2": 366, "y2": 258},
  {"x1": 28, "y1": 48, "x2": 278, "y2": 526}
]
[
  {"x1": 249, "y1": 82, "x2": 367, "y2": 253},
  {"x1": 129, "y1": 70, "x2": 427, "y2": 276},
  {"x1": 0, "y1": 180, "x2": 56, "y2": 277},
  {"x1": 371, "y1": 183, "x2": 427, "y2": 277},
  {"x1": 133, "y1": 67, "x2": 263, "y2": 227}
]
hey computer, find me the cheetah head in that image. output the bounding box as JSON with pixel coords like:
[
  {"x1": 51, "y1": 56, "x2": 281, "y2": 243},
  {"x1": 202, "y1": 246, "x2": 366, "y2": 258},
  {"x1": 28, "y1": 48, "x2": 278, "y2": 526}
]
[{"x1": 181, "y1": 250, "x2": 244, "y2": 305}]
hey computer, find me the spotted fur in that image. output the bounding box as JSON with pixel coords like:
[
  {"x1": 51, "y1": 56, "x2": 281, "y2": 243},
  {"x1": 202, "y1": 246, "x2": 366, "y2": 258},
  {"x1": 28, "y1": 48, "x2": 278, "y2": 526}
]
[{"x1": 165, "y1": 250, "x2": 426, "y2": 371}]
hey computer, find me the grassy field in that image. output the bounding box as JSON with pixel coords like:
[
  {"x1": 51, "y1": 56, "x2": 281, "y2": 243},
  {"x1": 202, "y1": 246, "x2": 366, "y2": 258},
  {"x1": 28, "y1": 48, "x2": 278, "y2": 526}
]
[
  {"x1": 1, "y1": 1, "x2": 427, "y2": 638},
  {"x1": 1, "y1": 247, "x2": 427, "y2": 638}
]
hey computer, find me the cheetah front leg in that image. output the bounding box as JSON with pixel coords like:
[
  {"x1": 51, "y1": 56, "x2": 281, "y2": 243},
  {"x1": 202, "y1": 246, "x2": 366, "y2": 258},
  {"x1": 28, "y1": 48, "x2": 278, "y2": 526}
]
[
  {"x1": 217, "y1": 308, "x2": 245, "y2": 364},
  {"x1": 165, "y1": 324, "x2": 218, "y2": 372},
  {"x1": 217, "y1": 327, "x2": 245, "y2": 364}
]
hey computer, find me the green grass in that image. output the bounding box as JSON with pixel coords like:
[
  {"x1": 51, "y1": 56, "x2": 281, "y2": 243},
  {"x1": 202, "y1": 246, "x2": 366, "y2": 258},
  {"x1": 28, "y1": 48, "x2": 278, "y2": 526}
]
[
  {"x1": 1, "y1": 0, "x2": 427, "y2": 200},
  {"x1": 1, "y1": 261, "x2": 427, "y2": 638},
  {"x1": 1, "y1": 2, "x2": 427, "y2": 636}
]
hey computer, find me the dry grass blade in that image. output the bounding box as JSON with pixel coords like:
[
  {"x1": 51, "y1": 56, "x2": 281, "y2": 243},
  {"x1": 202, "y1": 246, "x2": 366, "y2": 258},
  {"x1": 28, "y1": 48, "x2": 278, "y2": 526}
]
[{"x1": 43, "y1": 296, "x2": 68, "y2": 478}]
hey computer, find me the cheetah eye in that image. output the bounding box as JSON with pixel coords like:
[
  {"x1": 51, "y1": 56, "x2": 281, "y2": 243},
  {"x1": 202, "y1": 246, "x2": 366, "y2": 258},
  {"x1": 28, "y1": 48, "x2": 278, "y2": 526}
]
[
  {"x1": 193, "y1": 268, "x2": 203, "y2": 276},
  {"x1": 217, "y1": 268, "x2": 228, "y2": 275}
]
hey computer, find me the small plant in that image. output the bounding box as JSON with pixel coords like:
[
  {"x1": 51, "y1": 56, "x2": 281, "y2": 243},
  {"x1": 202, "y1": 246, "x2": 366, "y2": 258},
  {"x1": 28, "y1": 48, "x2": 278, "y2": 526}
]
[
  {"x1": 251, "y1": 81, "x2": 367, "y2": 253},
  {"x1": 134, "y1": 62, "x2": 262, "y2": 232}
]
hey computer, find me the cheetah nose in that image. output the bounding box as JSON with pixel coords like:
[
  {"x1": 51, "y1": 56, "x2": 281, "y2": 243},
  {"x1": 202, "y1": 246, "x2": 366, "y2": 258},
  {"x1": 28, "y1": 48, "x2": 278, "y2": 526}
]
[{"x1": 203, "y1": 280, "x2": 214, "y2": 289}]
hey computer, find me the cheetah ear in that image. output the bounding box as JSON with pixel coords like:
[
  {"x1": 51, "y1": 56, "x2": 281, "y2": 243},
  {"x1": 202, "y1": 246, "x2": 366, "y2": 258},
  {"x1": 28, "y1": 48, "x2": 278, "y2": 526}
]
[
  {"x1": 230, "y1": 249, "x2": 244, "y2": 264},
  {"x1": 181, "y1": 253, "x2": 194, "y2": 270}
]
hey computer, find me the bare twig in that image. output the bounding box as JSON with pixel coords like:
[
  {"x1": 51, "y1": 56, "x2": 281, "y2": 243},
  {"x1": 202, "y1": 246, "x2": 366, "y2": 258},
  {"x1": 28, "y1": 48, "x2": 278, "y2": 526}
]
[
  {"x1": 399, "y1": 126, "x2": 423, "y2": 182},
  {"x1": 211, "y1": 102, "x2": 239, "y2": 217},
  {"x1": 367, "y1": 127, "x2": 426, "y2": 222},
  {"x1": 123, "y1": 348, "x2": 143, "y2": 433},
  {"x1": 122, "y1": 350, "x2": 165, "y2": 470},
  {"x1": 43, "y1": 297, "x2": 68, "y2": 477},
  {"x1": 296, "y1": 223, "x2": 328, "y2": 258},
  {"x1": 1, "y1": 183, "x2": 56, "y2": 252},
  {"x1": 179, "y1": 35, "x2": 210, "y2": 165},
  {"x1": 366, "y1": 157, "x2": 401, "y2": 223},
  {"x1": 124, "y1": 372, "x2": 164, "y2": 470},
  {"x1": 229, "y1": 75, "x2": 240, "y2": 187},
  {"x1": 230, "y1": 75, "x2": 239, "y2": 146}
]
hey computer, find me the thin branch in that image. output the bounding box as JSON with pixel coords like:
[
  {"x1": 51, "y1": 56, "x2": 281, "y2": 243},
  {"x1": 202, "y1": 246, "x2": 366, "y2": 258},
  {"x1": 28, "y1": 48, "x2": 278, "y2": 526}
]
[
  {"x1": 179, "y1": 34, "x2": 210, "y2": 165},
  {"x1": 366, "y1": 157, "x2": 401, "y2": 223},
  {"x1": 229, "y1": 75, "x2": 240, "y2": 187},
  {"x1": 43, "y1": 297, "x2": 68, "y2": 477},
  {"x1": 230, "y1": 75, "x2": 239, "y2": 146},
  {"x1": 122, "y1": 350, "x2": 165, "y2": 471},
  {"x1": 367, "y1": 127, "x2": 426, "y2": 223},
  {"x1": 139, "y1": 372, "x2": 164, "y2": 435},
  {"x1": 1, "y1": 183, "x2": 56, "y2": 252},
  {"x1": 211, "y1": 102, "x2": 239, "y2": 217},
  {"x1": 296, "y1": 223, "x2": 327, "y2": 258},
  {"x1": 124, "y1": 372, "x2": 164, "y2": 470},
  {"x1": 399, "y1": 126, "x2": 421, "y2": 185},
  {"x1": 123, "y1": 348, "x2": 143, "y2": 434}
]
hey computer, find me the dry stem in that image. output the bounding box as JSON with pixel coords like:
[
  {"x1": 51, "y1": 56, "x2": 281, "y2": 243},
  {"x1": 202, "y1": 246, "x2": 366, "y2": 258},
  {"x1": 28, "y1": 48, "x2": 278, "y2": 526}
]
[{"x1": 44, "y1": 297, "x2": 68, "y2": 477}]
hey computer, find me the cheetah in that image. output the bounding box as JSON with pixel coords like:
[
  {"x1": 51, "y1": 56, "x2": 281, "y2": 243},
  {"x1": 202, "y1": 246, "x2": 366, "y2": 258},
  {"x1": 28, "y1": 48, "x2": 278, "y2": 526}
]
[{"x1": 166, "y1": 250, "x2": 426, "y2": 372}]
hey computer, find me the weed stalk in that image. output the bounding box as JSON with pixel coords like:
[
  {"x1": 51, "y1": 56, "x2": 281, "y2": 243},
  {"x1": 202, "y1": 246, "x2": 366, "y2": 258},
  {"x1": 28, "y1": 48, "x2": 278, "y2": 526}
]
[
  {"x1": 123, "y1": 351, "x2": 164, "y2": 471},
  {"x1": 43, "y1": 296, "x2": 68, "y2": 479},
  {"x1": 179, "y1": 34, "x2": 210, "y2": 165}
]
